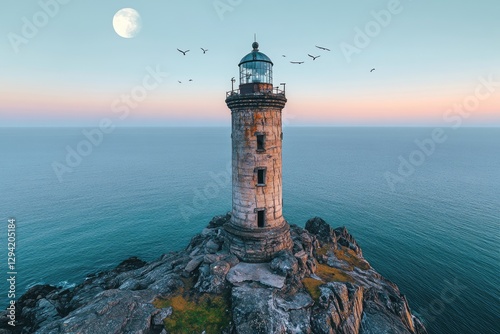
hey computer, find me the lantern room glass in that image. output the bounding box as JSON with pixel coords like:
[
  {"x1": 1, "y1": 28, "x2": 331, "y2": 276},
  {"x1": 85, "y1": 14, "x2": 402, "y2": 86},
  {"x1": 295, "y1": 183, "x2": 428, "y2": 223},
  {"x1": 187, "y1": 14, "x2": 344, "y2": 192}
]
[{"x1": 239, "y1": 61, "x2": 273, "y2": 85}]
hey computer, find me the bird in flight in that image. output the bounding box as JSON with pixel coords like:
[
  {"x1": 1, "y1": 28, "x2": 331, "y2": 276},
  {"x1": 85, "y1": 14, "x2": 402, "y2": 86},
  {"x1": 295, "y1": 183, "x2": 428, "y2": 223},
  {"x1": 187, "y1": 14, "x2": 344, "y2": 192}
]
[
  {"x1": 201, "y1": 48, "x2": 208, "y2": 54},
  {"x1": 282, "y1": 55, "x2": 286, "y2": 57},
  {"x1": 315, "y1": 45, "x2": 331, "y2": 51},
  {"x1": 290, "y1": 61, "x2": 304, "y2": 64},
  {"x1": 370, "y1": 68, "x2": 376, "y2": 72},
  {"x1": 178, "y1": 80, "x2": 182, "y2": 83},
  {"x1": 189, "y1": 79, "x2": 193, "y2": 82},
  {"x1": 177, "y1": 49, "x2": 190, "y2": 55},
  {"x1": 308, "y1": 54, "x2": 320, "y2": 61}
]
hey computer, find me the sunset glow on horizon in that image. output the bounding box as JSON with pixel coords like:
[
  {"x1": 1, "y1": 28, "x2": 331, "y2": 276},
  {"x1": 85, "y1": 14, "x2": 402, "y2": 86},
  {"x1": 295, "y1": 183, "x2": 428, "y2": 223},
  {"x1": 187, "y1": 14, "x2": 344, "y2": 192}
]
[{"x1": 1, "y1": 1, "x2": 499, "y2": 127}]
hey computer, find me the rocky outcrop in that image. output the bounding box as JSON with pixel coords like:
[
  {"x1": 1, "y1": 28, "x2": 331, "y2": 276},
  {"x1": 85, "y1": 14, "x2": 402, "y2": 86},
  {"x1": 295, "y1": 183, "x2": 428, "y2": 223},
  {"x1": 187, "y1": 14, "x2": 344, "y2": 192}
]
[{"x1": 0, "y1": 214, "x2": 427, "y2": 334}]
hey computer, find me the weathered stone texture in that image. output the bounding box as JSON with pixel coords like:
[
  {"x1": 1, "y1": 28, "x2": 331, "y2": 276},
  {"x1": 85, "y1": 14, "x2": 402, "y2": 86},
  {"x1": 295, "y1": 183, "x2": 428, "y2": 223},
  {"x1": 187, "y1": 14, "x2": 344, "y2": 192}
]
[
  {"x1": 224, "y1": 223, "x2": 293, "y2": 263},
  {"x1": 230, "y1": 107, "x2": 285, "y2": 229},
  {"x1": 225, "y1": 92, "x2": 292, "y2": 262}
]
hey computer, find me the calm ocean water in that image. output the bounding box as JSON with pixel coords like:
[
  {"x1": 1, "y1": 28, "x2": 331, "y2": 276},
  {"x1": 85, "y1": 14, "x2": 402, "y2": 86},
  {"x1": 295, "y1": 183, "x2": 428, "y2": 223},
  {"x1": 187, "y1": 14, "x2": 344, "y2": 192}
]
[{"x1": 0, "y1": 127, "x2": 498, "y2": 334}]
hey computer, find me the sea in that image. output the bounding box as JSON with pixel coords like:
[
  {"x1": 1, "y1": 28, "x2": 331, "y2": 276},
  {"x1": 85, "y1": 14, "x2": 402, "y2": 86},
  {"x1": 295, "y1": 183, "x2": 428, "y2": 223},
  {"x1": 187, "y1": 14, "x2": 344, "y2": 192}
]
[{"x1": 0, "y1": 127, "x2": 498, "y2": 334}]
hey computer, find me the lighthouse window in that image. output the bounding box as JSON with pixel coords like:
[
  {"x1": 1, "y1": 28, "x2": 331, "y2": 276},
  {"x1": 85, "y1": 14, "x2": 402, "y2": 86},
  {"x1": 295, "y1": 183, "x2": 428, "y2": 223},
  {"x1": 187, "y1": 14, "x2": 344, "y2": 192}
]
[
  {"x1": 257, "y1": 209, "x2": 265, "y2": 228},
  {"x1": 256, "y1": 134, "x2": 265, "y2": 151},
  {"x1": 256, "y1": 168, "x2": 266, "y2": 186}
]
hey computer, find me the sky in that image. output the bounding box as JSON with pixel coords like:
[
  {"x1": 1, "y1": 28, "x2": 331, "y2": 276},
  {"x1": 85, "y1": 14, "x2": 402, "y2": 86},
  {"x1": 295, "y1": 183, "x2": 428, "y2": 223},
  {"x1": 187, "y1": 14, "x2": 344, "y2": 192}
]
[{"x1": 1, "y1": 0, "x2": 499, "y2": 127}]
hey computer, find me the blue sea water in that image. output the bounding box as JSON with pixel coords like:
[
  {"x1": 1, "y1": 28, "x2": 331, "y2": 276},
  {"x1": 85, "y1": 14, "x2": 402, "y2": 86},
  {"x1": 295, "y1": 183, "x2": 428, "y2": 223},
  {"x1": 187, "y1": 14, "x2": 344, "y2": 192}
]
[{"x1": 0, "y1": 127, "x2": 499, "y2": 334}]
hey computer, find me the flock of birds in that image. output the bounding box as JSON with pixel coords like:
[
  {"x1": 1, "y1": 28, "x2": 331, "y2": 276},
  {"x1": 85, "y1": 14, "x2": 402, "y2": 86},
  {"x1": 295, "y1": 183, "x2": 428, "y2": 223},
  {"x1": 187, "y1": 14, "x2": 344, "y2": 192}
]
[
  {"x1": 288, "y1": 45, "x2": 375, "y2": 73},
  {"x1": 287, "y1": 45, "x2": 330, "y2": 64},
  {"x1": 176, "y1": 48, "x2": 209, "y2": 56},
  {"x1": 174, "y1": 45, "x2": 375, "y2": 83},
  {"x1": 175, "y1": 48, "x2": 209, "y2": 83}
]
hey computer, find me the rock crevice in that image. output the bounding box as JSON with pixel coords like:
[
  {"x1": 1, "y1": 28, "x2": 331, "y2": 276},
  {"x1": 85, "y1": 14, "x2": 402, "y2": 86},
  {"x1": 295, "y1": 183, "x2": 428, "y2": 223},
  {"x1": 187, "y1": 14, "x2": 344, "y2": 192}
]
[{"x1": 0, "y1": 214, "x2": 427, "y2": 334}]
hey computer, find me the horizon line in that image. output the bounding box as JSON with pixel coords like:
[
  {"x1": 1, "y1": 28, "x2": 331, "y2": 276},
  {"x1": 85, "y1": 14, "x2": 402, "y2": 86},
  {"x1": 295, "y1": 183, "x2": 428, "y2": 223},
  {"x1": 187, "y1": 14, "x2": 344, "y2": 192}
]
[{"x1": 2, "y1": 125, "x2": 500, "y2": 129}]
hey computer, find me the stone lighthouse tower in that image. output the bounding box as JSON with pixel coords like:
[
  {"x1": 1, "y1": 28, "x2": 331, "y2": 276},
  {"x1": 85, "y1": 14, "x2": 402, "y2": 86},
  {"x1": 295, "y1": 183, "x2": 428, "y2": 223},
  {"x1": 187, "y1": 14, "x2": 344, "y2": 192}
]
[{"x1": 224, "y1": 41, "x2": 293, "y2": 262}]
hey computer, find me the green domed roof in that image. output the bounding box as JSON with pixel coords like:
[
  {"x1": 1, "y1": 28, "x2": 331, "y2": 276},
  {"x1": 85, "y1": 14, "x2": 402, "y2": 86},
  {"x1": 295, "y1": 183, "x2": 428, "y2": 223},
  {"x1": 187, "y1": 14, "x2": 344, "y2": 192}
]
[{"x1": 238, "y1": 42, "x2": 273, "y2": 66}]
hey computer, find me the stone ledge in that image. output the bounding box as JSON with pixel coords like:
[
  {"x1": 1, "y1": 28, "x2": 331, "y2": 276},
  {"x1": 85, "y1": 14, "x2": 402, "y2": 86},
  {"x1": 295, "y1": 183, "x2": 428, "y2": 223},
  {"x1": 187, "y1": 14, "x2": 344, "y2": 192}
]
[
  {"x1": 226, "y1": 262, "x2": 285, "y2": 289},
  {"x1": 224, "y1": 221, "x2": 289, "y2": 240}
]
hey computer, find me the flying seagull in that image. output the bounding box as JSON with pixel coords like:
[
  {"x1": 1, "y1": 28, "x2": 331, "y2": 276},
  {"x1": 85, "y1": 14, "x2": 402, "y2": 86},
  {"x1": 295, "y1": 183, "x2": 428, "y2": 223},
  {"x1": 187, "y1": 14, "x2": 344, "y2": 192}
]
[
  {"x1": 315, "y1": 45, "x2": 331, "y2": 51},
  {"x1": 178, "y1": 80, "x2": 182, "y2": 83},
  {"x1": 290, "y1": 61, "x2": 304, "y2": 64},
  {"x1": 201, "y1": 48, "x2": 208, "y2": 54},
  {"x1": 177, "y1": 49, "x2": 190, "y2": 55},
  {"x1": 370, "y1": 68, "x2": 376, "y2": 72},
  {"x1": 308, "y1": 54, "x2": 320, "y2": 60}
]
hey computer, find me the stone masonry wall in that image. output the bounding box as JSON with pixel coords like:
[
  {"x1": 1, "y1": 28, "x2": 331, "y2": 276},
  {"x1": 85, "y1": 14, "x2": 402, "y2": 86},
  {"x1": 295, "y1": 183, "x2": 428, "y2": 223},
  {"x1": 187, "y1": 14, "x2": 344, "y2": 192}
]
[
  {"x1": 224, "y1": 223, "x2": 293, "y2": 262},
  {"x1": 230, "y1": 99, "x2": 284, "y2": 229},
  {"x1": 225, "y1": 93, "x2": 292, "y2": 262}
]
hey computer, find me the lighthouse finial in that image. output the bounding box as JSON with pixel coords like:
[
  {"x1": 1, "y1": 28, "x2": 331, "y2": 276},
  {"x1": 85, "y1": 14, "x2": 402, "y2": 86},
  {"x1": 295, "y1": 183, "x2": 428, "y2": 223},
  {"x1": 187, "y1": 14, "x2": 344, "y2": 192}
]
[
  {"x1": 252, "y1": 34, "x2": 259, "y2": 51},
  {"x1": 252, "y1": 34, "x2": 259, "y2": 50}
]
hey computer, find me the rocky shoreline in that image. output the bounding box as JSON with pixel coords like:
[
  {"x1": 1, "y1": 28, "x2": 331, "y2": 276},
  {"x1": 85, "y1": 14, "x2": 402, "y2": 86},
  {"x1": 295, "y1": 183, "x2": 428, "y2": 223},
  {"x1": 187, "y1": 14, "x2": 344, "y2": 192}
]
[{"x1": 0, "y1": 214, "x2": 427, "y2": 334}]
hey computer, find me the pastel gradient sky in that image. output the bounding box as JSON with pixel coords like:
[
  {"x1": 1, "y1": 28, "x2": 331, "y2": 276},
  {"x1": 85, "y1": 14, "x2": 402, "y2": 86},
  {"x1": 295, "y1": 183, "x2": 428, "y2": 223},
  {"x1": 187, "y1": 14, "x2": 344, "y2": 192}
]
[{"x1": 1, "y1": 0, "x2": 499, "y2": 126}]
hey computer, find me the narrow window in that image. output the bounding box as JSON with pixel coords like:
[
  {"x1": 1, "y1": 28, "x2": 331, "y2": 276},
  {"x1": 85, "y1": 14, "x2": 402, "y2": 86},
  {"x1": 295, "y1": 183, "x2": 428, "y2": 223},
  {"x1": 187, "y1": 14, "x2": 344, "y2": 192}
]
[
  {"x1": 258, "y1": 169, "x2": 265, "y2": 184},
  {"x1": 256, "y1": 134, "x2": 265, "y2": 151},
  {"x1": 257, "y1": 209, "x2": 265, "y2": 228},
  {"x1": 256, "y1": 168, "x2": 266, "y2": 186}
]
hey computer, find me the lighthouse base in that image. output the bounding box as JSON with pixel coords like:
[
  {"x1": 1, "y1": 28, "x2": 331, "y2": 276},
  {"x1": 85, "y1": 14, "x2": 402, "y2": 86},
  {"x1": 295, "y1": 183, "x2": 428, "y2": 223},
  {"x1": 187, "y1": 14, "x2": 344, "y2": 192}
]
[{"x1": 223, "y1": 222, "x2": 293, "y2": 263}]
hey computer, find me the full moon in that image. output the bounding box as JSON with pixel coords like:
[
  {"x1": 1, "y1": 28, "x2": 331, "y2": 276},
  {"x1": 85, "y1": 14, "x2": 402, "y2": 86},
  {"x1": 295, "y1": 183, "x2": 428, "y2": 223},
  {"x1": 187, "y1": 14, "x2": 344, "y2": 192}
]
[{"x1": 113, "y1": 8, "x2": 141, "y2": 38}]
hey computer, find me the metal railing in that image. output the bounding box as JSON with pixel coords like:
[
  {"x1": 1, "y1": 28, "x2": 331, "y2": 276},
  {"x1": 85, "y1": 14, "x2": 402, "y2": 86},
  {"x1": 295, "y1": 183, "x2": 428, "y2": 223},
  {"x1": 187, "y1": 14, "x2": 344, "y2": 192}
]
[{"x1": 226, "y1": 86, "x2": 286, "y2": 98}]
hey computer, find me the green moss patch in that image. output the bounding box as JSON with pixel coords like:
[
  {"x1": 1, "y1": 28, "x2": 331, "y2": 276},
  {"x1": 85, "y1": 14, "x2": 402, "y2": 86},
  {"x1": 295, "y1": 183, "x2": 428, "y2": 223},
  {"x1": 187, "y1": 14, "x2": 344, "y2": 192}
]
[
  {"x1": 334, "y1": 247, "x2": 370, "y2": 270},
  {"x1": 302, "y1": 277, "x2": 323, "y2": 301},
  {"x1": 303, "y1": 263, "x2": 354, "y2": 301},
  {"x1": 152, "y1": 275, "x2": 231, "y2": 334},
  {"x1": 316, "y1": 263, "x2": 354, "y2": 283},
  {"x1": 154, "y1": 293, "x2": 231, "y2": 334},
  {"x1": 315, "y1": 244, "x2": 332, "y2": 257}
]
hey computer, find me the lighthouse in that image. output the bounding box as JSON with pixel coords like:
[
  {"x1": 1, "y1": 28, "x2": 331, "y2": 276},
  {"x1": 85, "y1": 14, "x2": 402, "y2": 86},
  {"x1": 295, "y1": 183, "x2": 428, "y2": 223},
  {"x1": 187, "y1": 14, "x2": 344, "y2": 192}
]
[{"x1": 224, "y1": 41, "x2": 293, "y2": 262}]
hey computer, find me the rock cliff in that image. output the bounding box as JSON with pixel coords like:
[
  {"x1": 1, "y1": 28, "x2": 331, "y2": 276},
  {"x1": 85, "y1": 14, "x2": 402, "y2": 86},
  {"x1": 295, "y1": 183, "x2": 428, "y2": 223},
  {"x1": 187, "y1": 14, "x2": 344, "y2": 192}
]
[{"x1": 0, "y1": 214, "x2": 427, "y2": 334}]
